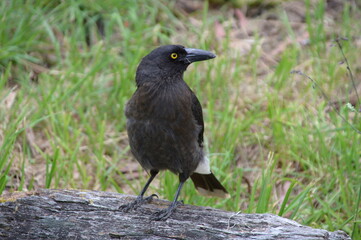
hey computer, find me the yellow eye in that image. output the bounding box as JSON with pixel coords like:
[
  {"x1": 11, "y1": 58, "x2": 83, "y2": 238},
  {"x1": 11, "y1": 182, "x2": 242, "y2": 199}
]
[{"x1": 170, "y1": 53, "x2": 178, "y2": 59}]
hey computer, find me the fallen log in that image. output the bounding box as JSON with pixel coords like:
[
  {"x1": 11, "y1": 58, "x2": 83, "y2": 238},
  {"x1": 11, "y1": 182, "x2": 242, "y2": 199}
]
[{"x1": 0, "y1": 189, "x2": 351, "y2": 240}]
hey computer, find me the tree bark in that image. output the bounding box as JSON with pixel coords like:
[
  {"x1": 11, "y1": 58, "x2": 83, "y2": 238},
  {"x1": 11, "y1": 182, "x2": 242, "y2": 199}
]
[{"x1": 0, "y1": 189, "x2": 351, "y2": 240}]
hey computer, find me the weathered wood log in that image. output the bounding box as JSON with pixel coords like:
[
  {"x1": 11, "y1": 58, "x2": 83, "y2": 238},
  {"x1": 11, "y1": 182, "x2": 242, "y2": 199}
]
[{"x1": 0, "y1": 189, "x2": 351, "y2": 240}]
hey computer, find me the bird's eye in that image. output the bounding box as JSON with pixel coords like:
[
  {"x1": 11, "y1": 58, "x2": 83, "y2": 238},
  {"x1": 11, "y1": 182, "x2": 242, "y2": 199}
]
[{"x1": 170, "y1": 53, "x2": 178, "y2": 59}]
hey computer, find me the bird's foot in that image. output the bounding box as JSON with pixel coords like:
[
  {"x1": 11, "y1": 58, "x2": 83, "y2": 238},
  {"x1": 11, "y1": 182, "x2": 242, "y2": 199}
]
[
  {"x1": 119, "y1": 194, "x2": 158, "y2": 212},
  {"x1": 150, "y1": 200, "x2": 183, "y2": 221}
]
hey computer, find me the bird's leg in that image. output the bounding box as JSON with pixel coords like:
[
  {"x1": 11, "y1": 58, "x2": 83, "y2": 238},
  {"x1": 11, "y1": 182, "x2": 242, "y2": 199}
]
[
  {"x1": 151, "y1": 174, "x2": 187, "y2": 221},
  {"x1": 119, "y1": 170, "x2": 159, "y2": 212}
]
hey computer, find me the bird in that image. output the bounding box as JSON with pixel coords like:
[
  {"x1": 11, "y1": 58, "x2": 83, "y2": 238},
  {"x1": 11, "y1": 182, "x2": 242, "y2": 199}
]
[{"x1": 120, "y1": 45, "x2": 229, "y2": 221}]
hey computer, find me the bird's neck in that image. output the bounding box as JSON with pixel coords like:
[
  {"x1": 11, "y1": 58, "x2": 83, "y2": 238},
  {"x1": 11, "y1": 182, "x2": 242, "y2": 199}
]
[
  {"x1": 136, "y1": 66, "x2": 185, "y2": 87},
  {"x1": 138, "y1": 77, "x2": 187, "y2": 98},
  {"x1": 127, "y1": 79, "x2": 191, "y2": 121}
]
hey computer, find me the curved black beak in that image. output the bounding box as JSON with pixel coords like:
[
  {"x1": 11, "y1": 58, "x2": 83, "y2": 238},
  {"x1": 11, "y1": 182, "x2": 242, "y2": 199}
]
[{"x1": 184, "y1": 48, "x2": 216, "y2": 64}]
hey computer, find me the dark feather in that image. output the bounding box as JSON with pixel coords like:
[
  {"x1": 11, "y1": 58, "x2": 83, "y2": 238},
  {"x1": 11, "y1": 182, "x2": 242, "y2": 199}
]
[
  {"x1": 190, "y1": 90, "x2": 204, "y2": 147},
  {"x1": 190, "y1": 172, "x2": 229, "y2": 198}
]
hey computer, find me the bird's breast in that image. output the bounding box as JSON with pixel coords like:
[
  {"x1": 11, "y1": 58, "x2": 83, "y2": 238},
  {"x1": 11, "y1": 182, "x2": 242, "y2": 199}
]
[
  {"x1": 126, "y1": 82, "x2": 192, "y2": 122},
  {"x1": 125, "y1": 81, "x2": 199, "y2": 150}
]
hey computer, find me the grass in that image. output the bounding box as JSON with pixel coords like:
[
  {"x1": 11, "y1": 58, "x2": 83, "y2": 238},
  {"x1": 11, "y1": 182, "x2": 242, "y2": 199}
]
[{"x1": 0, "y1": 0, "x2": 360, "y2": 238}]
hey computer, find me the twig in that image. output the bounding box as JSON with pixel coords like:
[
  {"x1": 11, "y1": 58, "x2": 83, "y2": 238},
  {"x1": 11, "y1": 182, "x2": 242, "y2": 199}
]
[
  {"x1": 334, "y1": 37, "x2": 361, "y2": 108},
  {"x1": 290, "y1": 70, "x2": 361, "y2": 135}
]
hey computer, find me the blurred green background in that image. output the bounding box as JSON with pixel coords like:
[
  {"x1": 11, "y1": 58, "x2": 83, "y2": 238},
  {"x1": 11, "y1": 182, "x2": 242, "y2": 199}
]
[{"x1": 0, "y1": 0, "x2": 360, "y2": 238}]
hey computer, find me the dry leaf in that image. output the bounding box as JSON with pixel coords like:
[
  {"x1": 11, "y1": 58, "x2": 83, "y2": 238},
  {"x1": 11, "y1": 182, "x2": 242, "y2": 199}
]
[{"x1": 4, "y1": 88, "x2": 17, "y2": 109}]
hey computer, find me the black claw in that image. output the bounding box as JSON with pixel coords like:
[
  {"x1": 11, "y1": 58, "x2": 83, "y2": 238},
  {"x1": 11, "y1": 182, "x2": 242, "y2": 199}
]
[
  {"x1": 150, "y1": 201, "x2": 182, "y2": 221},
  {"x1": 151, "y1": 208, "x2": 173, "y2": 221},
  {"x1": 119, "y1": 200, "x2": 138, "y2": 212},
  {"x1": 119, "y1": 194, "x2": 158, "y2": 212},
  {"x1": 119, "y1": 196, "x2": 143, "y2": 212},
  {"x1": 144, "y1": 193, "x2": 158, "y2": 203}
]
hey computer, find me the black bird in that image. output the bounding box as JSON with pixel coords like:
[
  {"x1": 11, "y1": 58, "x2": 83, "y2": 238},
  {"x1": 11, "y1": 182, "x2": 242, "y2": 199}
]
[{"x1": 120, "y1": 45, "x2": 229, "y2": 220}]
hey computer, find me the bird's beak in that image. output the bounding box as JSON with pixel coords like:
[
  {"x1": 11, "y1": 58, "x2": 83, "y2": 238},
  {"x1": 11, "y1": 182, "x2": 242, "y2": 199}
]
[{"x1": 184, "y1": 48, "x2": 216, "y2": 64}]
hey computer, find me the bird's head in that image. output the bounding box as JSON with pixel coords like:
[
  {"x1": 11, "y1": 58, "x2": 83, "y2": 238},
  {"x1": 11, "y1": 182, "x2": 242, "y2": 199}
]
[{"x1": 135, "y1": 45, "x2": 216, "y2": 86}]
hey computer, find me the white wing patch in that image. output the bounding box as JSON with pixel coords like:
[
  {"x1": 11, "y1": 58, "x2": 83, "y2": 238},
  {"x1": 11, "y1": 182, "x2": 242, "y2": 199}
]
[{"x1": 194, "y1": 156, "x2": 211, "y2": 174}]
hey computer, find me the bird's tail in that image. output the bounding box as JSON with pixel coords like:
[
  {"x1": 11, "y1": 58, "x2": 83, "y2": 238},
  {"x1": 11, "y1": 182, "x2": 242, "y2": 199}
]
[{"x1": 190, "y1": 172, "x2": 229, "y2": 198}]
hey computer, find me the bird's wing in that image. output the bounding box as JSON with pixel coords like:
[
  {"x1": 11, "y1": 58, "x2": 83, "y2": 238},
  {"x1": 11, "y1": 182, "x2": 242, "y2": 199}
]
[{"x1": 190, "y1": 90, "x2": 204, "y2": 147}]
